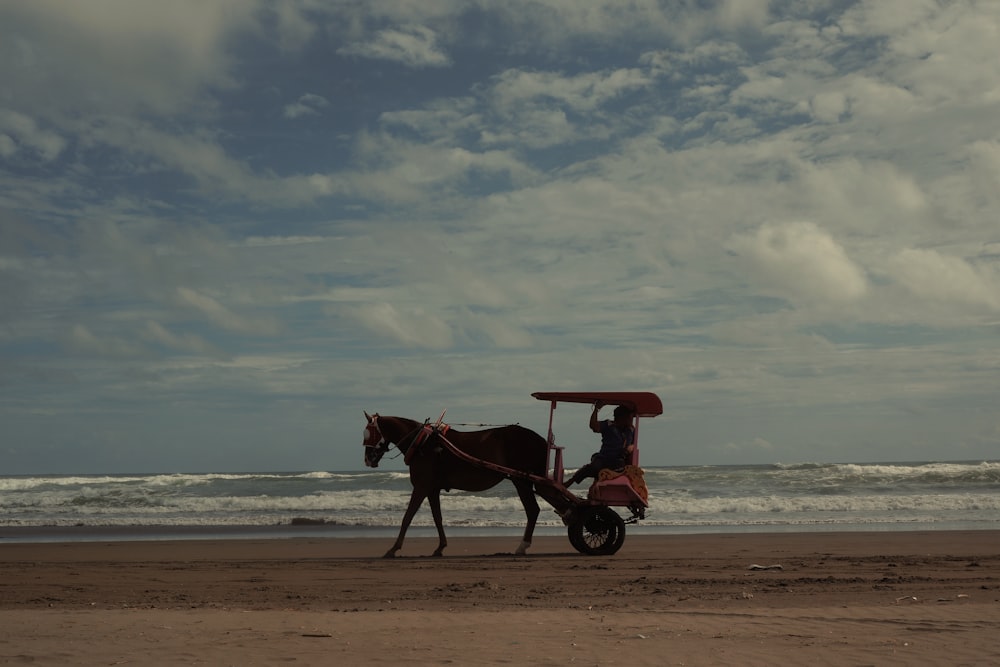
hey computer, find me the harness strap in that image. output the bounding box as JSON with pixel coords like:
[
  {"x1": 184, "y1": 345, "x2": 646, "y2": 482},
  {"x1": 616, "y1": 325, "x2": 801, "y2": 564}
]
[{"x1": 404, "y1": 422, "x2": 451, "y2": 465}]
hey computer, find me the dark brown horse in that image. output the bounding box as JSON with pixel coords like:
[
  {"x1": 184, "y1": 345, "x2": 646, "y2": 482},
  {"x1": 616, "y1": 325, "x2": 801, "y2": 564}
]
[{"x1": 362, "y1": 412, "x2": 549, "y2": 558}]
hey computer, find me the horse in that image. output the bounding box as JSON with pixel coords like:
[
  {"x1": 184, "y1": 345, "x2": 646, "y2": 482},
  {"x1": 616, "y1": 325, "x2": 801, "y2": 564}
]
[{"x1": 362, "y1": 411, "x2": 549, "y2": 558}]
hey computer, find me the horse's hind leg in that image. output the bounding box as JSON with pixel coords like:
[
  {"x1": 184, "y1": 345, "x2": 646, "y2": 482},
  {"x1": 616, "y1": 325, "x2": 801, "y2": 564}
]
[
  {"x1": 385, "y1": 489, "x2": 426, "y2": 558},
  {"x1": 513, "y1": 479, "x2": 540, "y2": 556},
  {"x1": 427, "y1": 488, "x2": 447, "y2": 557}
]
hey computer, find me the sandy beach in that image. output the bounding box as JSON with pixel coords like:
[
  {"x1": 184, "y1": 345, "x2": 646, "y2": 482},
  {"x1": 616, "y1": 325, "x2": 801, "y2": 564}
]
[{"x1": 1, "y1": 531, "x2": 998, "y2": 665}]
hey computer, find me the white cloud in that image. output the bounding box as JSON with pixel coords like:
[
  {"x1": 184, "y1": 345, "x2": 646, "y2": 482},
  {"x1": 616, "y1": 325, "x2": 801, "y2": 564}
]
[
  {"x1": 642, "y1": 39, "x2": 748, "y2": 75},
  {"x1": 244, "y1": 235, "x2": 328, "y2": 248},
  {"x1": 474, "y1": 316, "x2": 534, "y2": 349},
  {"x1": 66, "y1": 324, "x2": 146, "y2": 358},
  {"x1": 175, "y1": 287, "x2": 282, "y2": 337},
  {"x1": 348, "y1": 134, "x2": 537, "y2": 203},
  {"x1": 844, "y1": 0, "x2": 1000, "y2": 107},
  {"x1": 482, "y1": 109, "x2": 580, "y2": 148},
  {"x1": 714, "y1": 0, "x2": 770, "y2": 31},
  {"x1": 0, "y1": 0, "x2": 261, "y2": 116},
  {"x1": 380, "y1": 66, "x2": 654, "y2": 150},
  {"x1": 809, "y1": 90, "x2": 848, "y2": 123},
  {"x1": 797, "y1": 159, "x2": 928, "y2": 235},
  {"x1": 887, "y1": 248, "x2": 1000, "y2": 312},
  {"x1": 719, "y1": 436, "x2": 775, "y2": 456},
  {"x1": 338, "y1": 25, "x2": 450, "y2": 68},
  {"x1": 283, "y1": 93, "x2": 329, "y2": 119},
  {"x1": 968, "y1": 140, "x2": 1000, "y2": 188},
  {"x1": 81, "y1": 119, "x2": 342, "y2": 205},
  {"x1": 0, "y1": 109, "x2": 66, "y2": 160},
  {"x1": 379, "y1": 99, "x2": 481, "y2": 141},
  {"x1": 838, "y1": 75, "x2": 917, "y2": 122},
  {"x1": 268, "y1": 2, "x2": 319, "y2": 52},
  {"x1": 347, "y1": 302, "x2": 453, "y2": 349},
  {"x1": 0, "y1": 134, "x2": 16, "y2": 158},
  {"x1": 144, "y1": 321, "x2": 225, "y2": 358},
  {"x1": 489, "y1": 67, "x2": 651, "y2": 112},
  {"x1": 466, "y1": 0, "x2": 770, "y2": 48},
  {"x1": 728, "y1": 222, "x2": 868, "y2": 305}
]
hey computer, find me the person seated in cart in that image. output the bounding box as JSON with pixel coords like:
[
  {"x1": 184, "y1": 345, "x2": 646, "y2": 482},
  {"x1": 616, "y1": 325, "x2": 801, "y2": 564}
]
[{"x1": 565, "y1": 401, "x2": 634, "y2": 486}]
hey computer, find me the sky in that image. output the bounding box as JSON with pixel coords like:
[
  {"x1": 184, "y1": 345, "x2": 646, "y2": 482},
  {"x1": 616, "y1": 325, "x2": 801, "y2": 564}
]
[{"x1": 2, "y1": 0, "x2": 999, "y2": 475}]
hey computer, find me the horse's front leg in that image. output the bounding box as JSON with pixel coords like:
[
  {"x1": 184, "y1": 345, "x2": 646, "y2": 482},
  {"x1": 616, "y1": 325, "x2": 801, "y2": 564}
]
[
  {"x1": 427, "y1": 488, "x2": 447, "y2": 557},
  {"x1": 384, "y1": 488, "x2": 427, "y2": 558},
  {"x1": 513, "y1": 480, "x2": 540, "y2": 556}
]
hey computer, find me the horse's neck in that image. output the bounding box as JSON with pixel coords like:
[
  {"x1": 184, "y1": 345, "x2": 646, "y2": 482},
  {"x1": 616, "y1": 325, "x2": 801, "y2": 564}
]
[{"x1": 386, "y1": 417, "x2": 422, "y2": 444}]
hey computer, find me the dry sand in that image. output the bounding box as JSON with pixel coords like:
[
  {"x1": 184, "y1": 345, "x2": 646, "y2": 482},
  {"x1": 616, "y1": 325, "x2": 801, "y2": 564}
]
[{"x1": 1, "y1": 531, "x2": 998, "y2": 665}]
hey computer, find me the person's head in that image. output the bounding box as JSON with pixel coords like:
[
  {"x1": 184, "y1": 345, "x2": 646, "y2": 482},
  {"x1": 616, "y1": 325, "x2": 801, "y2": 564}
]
[{"x1": 613, "y1": 405, "x2": 633, "y2": 426}]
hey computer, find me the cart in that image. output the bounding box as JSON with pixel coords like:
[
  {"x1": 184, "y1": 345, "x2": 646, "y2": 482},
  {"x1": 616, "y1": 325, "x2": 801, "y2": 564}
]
[{"x1": 424, "y1": 391, "x2": 663, "y2": 555}]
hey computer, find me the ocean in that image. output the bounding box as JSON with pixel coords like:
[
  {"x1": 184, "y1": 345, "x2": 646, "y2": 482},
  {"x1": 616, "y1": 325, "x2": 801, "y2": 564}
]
[{"x1": 2, "y1": 461, "x2": 998, "y2": 543}]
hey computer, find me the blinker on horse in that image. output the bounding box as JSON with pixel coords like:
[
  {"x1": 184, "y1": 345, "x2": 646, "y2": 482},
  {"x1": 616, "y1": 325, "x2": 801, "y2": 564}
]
[{"x1": 363, "y1": 411, "x2": 548, "y2": 558}]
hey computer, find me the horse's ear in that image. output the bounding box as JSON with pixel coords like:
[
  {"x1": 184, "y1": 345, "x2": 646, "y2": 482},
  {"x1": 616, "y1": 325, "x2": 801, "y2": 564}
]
[{"x1": 364, "y1": 410, "x2": 372, "y2": 421}]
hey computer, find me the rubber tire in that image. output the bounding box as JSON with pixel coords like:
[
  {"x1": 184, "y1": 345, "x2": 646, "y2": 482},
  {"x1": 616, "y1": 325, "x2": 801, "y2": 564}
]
[{"x1": 568, "y1": 506, "x2": 626, "y2": 556}]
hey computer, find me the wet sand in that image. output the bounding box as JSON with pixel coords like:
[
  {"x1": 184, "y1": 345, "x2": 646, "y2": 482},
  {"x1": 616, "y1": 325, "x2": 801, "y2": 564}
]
[{"x1": 1, "y1": 531, "x2": 998, "y2": 665}]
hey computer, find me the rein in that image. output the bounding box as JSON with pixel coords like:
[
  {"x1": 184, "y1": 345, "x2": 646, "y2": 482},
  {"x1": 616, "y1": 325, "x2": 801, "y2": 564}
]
[
  {"x1": 366, "y1": 414, "x2": 520, "y2": 469},
  {"x1": 448, "y1": 422, "x2": 519, "y2": 428},
  {"x1": 396, "y1": 423, "x2": 426, "y2": 457},
  {"x1": 369, "y1": 416, "x2": 455, "y2": 466},
  {"x1": 369, "y1": 418, "x2": 425, "y2": 458}
]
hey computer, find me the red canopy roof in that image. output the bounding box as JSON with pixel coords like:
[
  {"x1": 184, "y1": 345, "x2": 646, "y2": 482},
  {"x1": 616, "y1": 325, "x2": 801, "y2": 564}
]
[{"x1": 532, "y1": 391, "x2": 663, "y2": 417}]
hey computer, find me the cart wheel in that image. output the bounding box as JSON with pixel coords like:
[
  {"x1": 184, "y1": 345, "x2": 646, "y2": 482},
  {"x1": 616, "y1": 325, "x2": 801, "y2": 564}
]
[{"x1": 568, "y1": 506, "x2": 626, "y2": 555}]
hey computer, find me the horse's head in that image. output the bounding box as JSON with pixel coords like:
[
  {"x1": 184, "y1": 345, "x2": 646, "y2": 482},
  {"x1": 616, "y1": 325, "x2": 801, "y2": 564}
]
[{"x1": 362, "y1": 411, "x2": 390, "y2": 467}]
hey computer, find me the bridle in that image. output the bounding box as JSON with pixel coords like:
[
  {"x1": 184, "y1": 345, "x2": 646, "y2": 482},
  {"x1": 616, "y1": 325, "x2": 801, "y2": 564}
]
[{"x1": 363, "y1": 413, "x2": 391, "y2": 467}]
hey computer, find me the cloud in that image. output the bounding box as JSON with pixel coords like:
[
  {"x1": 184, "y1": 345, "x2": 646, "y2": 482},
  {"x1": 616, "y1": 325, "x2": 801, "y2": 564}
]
[
  {"x1": 489, "y1": 67, "x2": 652, "y2": 112},
  {"x1": 719, "y1": 436, "x2": 775, "y2": 456},
  {"x1": 345, "y1": 133, "x2": 537, "y2": 203},
  {"x1": 5, "y1": 1, "x2": 1000, "y2": 474},
  {"x1": 175, "y1": 287, "x2": 282, "y2": 337},
  {"x1": 464, "y1": 313, "x2": 534, "y2": 349},
  {"x1": 338, "y1": 25, "x2": 450, "y2": 68},
  {"x1": 346, "y1": 302, "x2": 453, "y2": 349},
  {"x1": 0, "y1": 109, "x2": 66, "y2": 160},
  {"x1": 0, "y1": 0, "x2": 260, "y2": 117},
  {"x1": 65, "y1": 324, "x2": 146, "y2": 358},
  {"x1": 143, "y1": 321, "x2": 227, "y2": 358},
  {"x1": 0, "y1": 134, "x2": 16, "y2": 158},
  {"x1": 968, "y1": 140, "x2": 1000, "y2": 192},
  {"x1": 728, "y1": 222, "x2": 868, "y2": 305},
  {"x1": 461, "y1": 0, "x2": 770, "y2": 49},
  {"x1": 78, "y1": 119, "x2": 343, "y2": 205},
  {"x1": 843, "y1": 0, "x2": 1000, "y2": 106},
  {"x1": 267, "y1": 2, "x2": 319, "y2": 52},
  {"x1": 472, "y1": 67, "x2": 654, "y2": 148},
  {"x1": 380, "y1": 65, "x2": 656, "y2": 152},
  {"x1": 809, "y1": 91, "x2": 848, "y2": 123},
  {"x1": 244, "y1": 235, "x2": 328, "y2": 248},
  {"x1": 379, "y1": 98, "x2": 481, "y2": 142},
  {"x1": 283, "y1": 93, "x2": 329, "y2": 119},
  {"x1": 887, "y1": 248, "x2": 1000, "y2": 312}
]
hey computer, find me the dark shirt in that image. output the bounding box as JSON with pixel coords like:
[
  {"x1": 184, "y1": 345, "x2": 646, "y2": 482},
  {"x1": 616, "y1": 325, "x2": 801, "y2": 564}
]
[{"x1": 596, "y1": 420, "x2": 635, "y2": 466}]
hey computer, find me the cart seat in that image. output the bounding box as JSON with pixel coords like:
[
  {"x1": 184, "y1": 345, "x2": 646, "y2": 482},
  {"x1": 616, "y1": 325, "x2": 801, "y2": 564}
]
[{"x1": 587, "y1": 465, "x2": 649, "y2": 506}]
